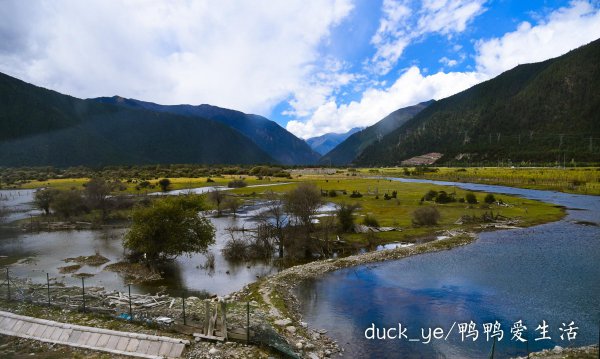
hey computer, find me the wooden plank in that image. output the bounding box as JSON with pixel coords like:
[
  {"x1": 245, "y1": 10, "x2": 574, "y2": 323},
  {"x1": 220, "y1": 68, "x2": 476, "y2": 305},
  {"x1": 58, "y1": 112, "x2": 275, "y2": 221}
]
[
  {"x1": 116, "y1": 336, "x2": 130, "y2": 351},
  {"x1": 86, "y1": 333, "x2": 101, "y2": 347},
  {"x1": 193, "y1": 333, "x2": 225, "y2": 342},
  {"x1": 126, "y1": 338, "x2": 140, "y2": 352},
  {"x1": 136, "y1": 339, "x2": 151, "y2": 354},
  {"x1": 147, "y1": 341, "x2": 162, "y2": 355},
  {"x1": 168, "y1": 343, "x2": 186, "y2": 358},
  {"x1": 95, "y1": 334, "x2": 111, "y2": 348},
  {"x1": 106, "y1": 335, "x2": 120, "y2": 350}
]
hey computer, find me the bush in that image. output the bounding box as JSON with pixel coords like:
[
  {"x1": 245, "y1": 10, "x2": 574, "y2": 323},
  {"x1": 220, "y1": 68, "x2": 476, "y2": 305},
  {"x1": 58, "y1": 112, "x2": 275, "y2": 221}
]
[
  {"x1": 206, "y1": 178, "x2": 215, "y2": 183},
  {"x1": 349, "y1": 190, "x2": 363, "y2": 198},
  {"x1": 158, "y1": 178, "x2": 171, "y2": 192},
  {"x1": 412, "y1": 207, "x2": 440, "y2": 226},
  {"x1": 424, "y1": 190, "x2": 438, "y2": 201},
  {"x1": 337, "y1": 202, "x2": 359, "y2": 232},
  {"x1": 484, "y1": 193, "x2": 496, "y2": 204},
  {"x1": 435, "y1": 191, "x2": 455, "y2": 204},
  {"x1": 465, "y1": 192, "x2": 478, "y2": 204},
  {"x1": 328, "y1": 189, "x2": 337, "y2": 197},
  {"x1": 228, "y1": 179, "x2": 247, "y2": 188},
  {"x1": 363, "y1": 215, "x2": 379, "y2": 228}
]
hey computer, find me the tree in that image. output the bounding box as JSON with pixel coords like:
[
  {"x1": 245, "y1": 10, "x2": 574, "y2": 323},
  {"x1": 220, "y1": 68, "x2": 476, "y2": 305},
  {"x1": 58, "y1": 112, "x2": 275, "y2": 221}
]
[
  {"x1": 465, "y1": 192, "x2": 478, "y2": 204},
  {"x1": 124, "y1": 196, "x2": 215, "y2": 265},
  {"x1": 51, "y1": 190, "x2": 86, "y2": 219},
  {"x1": 336, "y1": 202, "x2": 359, "y2": 232},
  {"x1": 158, "y1": 178, "x2": 171, "y2": 192},
  {"x1": 260, "y1": 190, "x2": 288, "y2": 258},
  {"x1": 34, "y1": 188, "x2": 59, "y2": 215},
  {"x1": 84, "y1": 177, "x2": 113, "y2": 219},
  {"x1": 224, "y1": 196, "x2": 242, "y2": 217},
  {"x1": 285, "y1": 183, "x2": 322, "y2": 258},
  {"x1": 207, "y1": 189, "x2": 225, "y2": 216},
  {"x1": 484, "y1": 193, "x2": 496, "y2": 204}
]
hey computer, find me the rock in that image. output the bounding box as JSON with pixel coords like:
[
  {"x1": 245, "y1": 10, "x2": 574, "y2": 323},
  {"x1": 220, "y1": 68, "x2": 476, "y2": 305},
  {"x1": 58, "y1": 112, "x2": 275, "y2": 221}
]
[
  {"x1": 274, "y1": 318, "x2": 292, "y2": 326},
  {"x1": 553, "y1": 345, "x2": 563, "y2": 352},
  {"x1": 325, "y1": 349, "x2": 332, "y2": 357},
  {"x1": 286, "y1": 326, "x2": 297, "y2": 334},
  {"x1": 300, "y1": 321, "x2": 308, "y2": 328},
  {"x1": 305, "y1": 343, "x2": 315, "y2": 350},
  {"x1": 208, "y1": 347, "x2": 219, "y2": 355},
  {"x1": 296, "y1": 342, "x2": 303, "y2": 349}
]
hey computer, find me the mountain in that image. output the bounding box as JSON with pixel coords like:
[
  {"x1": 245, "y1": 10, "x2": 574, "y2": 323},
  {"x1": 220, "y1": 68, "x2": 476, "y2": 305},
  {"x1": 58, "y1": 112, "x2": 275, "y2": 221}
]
[
  {"x1": 355, "y1": 39, "x2": 600, "y2": 166},
  {"x1": 0, "y1": 72, "x2": 274, "y2": 167},
  {"x1": 94, "y1": 97, "x2": 320, "y2": 165},
  {"x1": 319, "y1": 101, "x2": 433, "y2": 165},
  {"x1": 305, "y1": 127, "x2": 362, "y2": 155}
]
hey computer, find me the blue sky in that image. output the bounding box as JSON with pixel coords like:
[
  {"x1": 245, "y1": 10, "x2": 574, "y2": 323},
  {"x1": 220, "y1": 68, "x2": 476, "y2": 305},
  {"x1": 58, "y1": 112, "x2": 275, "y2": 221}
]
[{"x1": 1, "y1": 0, "x2": 599, "y2": 138}]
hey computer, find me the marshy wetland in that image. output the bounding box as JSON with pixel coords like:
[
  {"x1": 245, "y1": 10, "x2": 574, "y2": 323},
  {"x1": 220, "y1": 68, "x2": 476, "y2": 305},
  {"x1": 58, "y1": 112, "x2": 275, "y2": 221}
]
[{"x1": 0, "y1": 168, "x2": 597, "y2": 358}]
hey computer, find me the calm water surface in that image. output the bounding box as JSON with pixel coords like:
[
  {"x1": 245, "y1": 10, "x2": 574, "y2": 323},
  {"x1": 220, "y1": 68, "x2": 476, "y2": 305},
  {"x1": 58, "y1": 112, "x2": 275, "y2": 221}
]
[{"x1": 297, "y1": 178, "x2": 600, "y2": 358}]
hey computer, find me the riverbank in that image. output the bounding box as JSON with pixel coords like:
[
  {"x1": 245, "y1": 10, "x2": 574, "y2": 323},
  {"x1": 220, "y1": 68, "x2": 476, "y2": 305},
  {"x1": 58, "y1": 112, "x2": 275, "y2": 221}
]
[
  {"x1": 371, "y1": 166, "x2": 600, "y2": 196},
  {"x1": 231, "y1": 233, "x2": 477, "y2": 357}
]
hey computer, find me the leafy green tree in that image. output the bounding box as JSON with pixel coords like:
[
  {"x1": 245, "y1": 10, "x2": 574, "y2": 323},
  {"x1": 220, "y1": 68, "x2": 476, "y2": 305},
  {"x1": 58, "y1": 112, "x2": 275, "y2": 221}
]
[
  {"x1": 412, "y1": 207, "x2": 440, "y2": 226},
  {"x1": 285, "y1": 183, "x2": 322, "y2": 258},
  {"x1": 124, "y1": 196, "x2": 215, "y2": 264},
  {"x1": 484, "y1": 193, "x2": 496, "y2": 204},
  {"x1": 84, "y1": 177, "x2": 114, "y2": 219},
  {"x1": 158, "y1": 178, "x2": 171, "y2": 192},
  {"x1": 51, "y1": 190, "x2": 86, "y2": 219},
  {"x1": 34, "y1": 188, "x2": 59, "y2": 215},
  {"x1": 465, "y1": 192, "x2": 478, "y2": 204},
  {"x1": 336, "y1": 202, "x2": 359, "y2": 232}
]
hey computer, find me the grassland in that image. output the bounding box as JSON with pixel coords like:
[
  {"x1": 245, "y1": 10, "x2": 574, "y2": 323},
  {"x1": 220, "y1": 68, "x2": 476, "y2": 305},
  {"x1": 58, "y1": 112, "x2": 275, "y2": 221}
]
[
  {"x1": 228, "y1": 174, "x2": 564, "y2": 245},
  {"x1": 369, "y1": 166, "x2": 600, "y2": 195},
  {"x1": 9, "y1": 171, "x2": 565, "y2": 247}
]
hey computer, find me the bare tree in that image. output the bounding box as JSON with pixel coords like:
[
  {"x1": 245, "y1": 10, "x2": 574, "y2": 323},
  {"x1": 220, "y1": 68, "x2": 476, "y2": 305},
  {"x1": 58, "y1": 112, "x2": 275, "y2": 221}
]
[
  {"x1": 284, "y1": 183, "x2": 322, "y2": 258},
  {"x1": 259, "y1": 190, "x2": 289, "y2": 258},
  {"x1": 223, "y1": 196, "x2": 242, "y2": 217},
  {"x1": 84, "y1": 177, "x2": 114, "y2": 220},
  {"x1": 207, "y1": 189, "x2": 225, "y2": 216}
]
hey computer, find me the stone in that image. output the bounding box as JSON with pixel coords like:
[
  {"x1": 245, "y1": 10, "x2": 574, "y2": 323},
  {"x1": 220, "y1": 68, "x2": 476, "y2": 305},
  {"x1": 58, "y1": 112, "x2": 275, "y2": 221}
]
[
  {"x1": 209, "y1": 347, "x2": 219, "y2": 355},
  {"x1": 274, "y1": 319, "x2": 292, "y2": 326},
  {"x1": 285, "y1": 326, "x2": 297, "y2": 334},
  {"x1": 295, "y1": 342, "x2": 303, "y2": 349}
]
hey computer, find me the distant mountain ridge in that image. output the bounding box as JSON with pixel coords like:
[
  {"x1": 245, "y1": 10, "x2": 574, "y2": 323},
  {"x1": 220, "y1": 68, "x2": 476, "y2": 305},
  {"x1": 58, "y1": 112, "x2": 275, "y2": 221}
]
[
  {"x1": 319, "y1": 100, "x2": 433, "y2": 165},
  {"x1": 94, "y1": 96, "x2": 320, "y2": 165},
  {"x1": 0, "y1": 72, "x2": 275, "y2": 166},
  {"x1": 355, "y1": 38, "x2": 600, "y2": 165},
  {"x1": 305, "y1": 127, "x2": 362, "y2": 155}
]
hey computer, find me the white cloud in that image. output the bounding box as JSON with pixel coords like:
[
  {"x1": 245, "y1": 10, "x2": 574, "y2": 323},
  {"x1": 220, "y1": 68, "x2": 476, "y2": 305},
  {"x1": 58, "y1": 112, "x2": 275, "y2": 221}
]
[
  {"x1": 286, "y1": 66, "x2": 487, "y2": 138},
  {"x1": 287, "y1": 0, "x2": 600, "y2": 139},
  {"x1": 370, "y1": 0, "x2": 485, "y2": 74},
  {"x1": 0, "y1": 0, "x2": 353, "y2": 115},
  {"x1": 439, "y1": 57, "x2": 458, "y2": 67},
  {"x1": 475, "y1": 0, "x2": 600, "y2": 76}
]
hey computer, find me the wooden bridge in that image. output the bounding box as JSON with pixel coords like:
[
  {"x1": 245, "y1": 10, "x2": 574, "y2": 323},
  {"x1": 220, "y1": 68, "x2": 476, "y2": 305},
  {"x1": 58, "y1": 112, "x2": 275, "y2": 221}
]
[{"x1": 0, "y1": 310, "x2": 189, "y2": 358}]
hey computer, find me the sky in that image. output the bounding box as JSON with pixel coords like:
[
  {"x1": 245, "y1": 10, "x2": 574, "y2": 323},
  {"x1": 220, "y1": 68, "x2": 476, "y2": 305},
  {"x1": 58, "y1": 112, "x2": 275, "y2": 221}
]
[{"x1": 1, "y1": 1, "x2": 599, "y2": 139}]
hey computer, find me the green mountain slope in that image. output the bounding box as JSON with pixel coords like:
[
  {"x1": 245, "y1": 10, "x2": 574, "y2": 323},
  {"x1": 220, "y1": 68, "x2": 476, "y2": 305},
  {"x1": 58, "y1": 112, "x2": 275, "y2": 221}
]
[
  {"x1": 0, "y1": 72, "x2": 274, "y2": 166},
  {"x1": 319, "y1": 101, "x2": 433, "y2": 165},
  {"x1": 94, "y1": 97, "x2": 321, "y2": 165},
  {"x1": 355, "y1": 39, "x2": 600, "y2": 166}
]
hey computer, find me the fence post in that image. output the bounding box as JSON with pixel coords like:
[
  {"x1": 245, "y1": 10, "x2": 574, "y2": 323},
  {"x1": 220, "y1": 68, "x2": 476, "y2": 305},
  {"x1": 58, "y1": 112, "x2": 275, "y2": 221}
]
[
  {"x1": 6, "y1": 268, "x2": 10, "y2": 301},
  {"x1": 81, "y1": 277, "x2": 86, "y2": 313},
  {"x1": 46, "y1": 273, "x2": 51, "y2": 306},
  {"x1": 128, "y1": 284, "x2": 132, "y2": 320},
  {"x1": 246, "y1": 301, "x2": 250, "y2": 344},
  {"x1": 182, "y1": 290, "x2": 186, "y2": 325}
]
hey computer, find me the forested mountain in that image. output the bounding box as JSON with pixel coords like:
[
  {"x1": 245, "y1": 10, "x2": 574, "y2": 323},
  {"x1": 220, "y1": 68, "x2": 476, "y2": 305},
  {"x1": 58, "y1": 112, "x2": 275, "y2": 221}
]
[
  {"x1": 94, "y1": 97, "x2": 320, "y2": 165},
  {"x1": 319, "y1": 101, "x2": 433, "y2": 165},
  {"x1": 0, "y1": 72, "x2": 274, "y2": 166},
  {"x1": 306, "y1": 127, "x2": 362, "y2": 155},
  {"x1": 355, "y1": 39, "x2": 600, "y2": 165}
]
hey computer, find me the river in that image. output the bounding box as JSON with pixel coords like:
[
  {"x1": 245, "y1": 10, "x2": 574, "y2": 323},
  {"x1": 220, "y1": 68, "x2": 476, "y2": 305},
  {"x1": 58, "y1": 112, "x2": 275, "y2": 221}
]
[{"x1": 296, "y1": 178, "x2": 600, "y2": 358}]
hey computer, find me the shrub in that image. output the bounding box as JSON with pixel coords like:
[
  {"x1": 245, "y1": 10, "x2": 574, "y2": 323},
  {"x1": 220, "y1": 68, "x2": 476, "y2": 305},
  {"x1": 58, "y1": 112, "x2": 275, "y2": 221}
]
[
  {"x1": 412, "y1": 207, "x2": 440, "y2": 226},
  {"x1": 349, "y1": 190, "x2": 363, "y2": 198},
  {"x1": 363, "y1": 215, "x2": 379, "y2": 227},
  {"x1": 328, "y1": 189, "x2": 337, "y2": 197},
  {"x1": 337, "y1": 202, "x2": 359, "y2": 232},
  {"x1": 465, "y1": 192, "x2": 478, "y2": 204},
  {"x1": 484, "y1": 193, "x2": 496, "y2": 204},
  {"x1": 228, "y1": 179, "x2": 247, "y2": 188},
  {"x1": 206, "y1": 178, "x2": 215, "y2": 183},
  {"x1": 435, "y1": 191, "x2": 455, "y2": 204},
  {"x1": 424, "y1": 190, "x2": 438, "y2": 201},
  {"x1": 158, "y1": 178, "x2": 171, "y2": 192}
]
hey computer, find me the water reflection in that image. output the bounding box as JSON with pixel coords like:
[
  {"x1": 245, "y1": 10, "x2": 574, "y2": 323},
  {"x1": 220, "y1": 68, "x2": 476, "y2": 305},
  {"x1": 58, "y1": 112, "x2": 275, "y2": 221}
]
[{"x1": 297, "y1": 179, "x2": 600, "y2": 358}]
